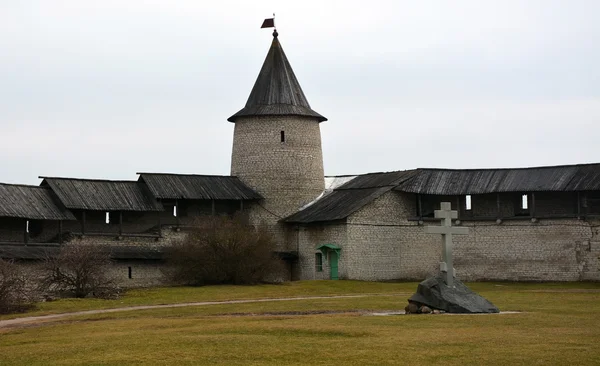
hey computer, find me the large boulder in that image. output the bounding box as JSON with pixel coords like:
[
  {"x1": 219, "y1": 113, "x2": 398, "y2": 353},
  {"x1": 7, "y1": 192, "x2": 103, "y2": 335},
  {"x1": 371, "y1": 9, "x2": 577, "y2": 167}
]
[{"x1": 409, "y1": 274, "x2": 499, "y2": 313}]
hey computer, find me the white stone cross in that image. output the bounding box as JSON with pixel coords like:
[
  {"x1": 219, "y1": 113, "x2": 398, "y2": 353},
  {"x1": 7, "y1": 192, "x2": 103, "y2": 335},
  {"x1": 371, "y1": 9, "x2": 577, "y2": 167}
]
[{"x1": 425, "y1": 202, "x2": 469, "y2": 287}]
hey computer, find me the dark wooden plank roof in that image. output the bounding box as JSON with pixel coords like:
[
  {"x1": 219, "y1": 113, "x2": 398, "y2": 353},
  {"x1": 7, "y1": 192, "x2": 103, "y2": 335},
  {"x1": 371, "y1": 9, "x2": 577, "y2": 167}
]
[
  {"x1": 284, "y1": 187, "x2": 390, "y2": 224},
  {"x1": 563, "y1": 163, "x2": 600, "y2": 191},
  {"x1": 284, "y1": 170, "x2": 416, "y2": 224},
  {"x1": 40, "y1": 177, "x2": 163, "y2": 212},
  {"x1": 0, "y1": 183, "x2": 75, "y2": 220},
  {"x1": 339, "y1": 170, "x2": 418, "y2": 189},
  {"x1": 138, "y1": 173, "x2": 262, "y2": 200},
  {"x1": 228, "y1": 32, "x2": 326, "y2": 123},
  {"x1": 395, "y1": 163, "x2": 600, "y2": 195},
  {"x1": 284, "y1": 163, "x2": 600, "y2": 224}
]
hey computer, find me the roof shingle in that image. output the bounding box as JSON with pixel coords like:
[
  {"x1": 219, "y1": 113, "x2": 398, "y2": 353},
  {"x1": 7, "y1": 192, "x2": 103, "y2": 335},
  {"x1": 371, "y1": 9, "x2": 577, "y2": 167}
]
[
  {"x1": 138, "y1": 173, "x2": 262, "y2": 200},
  {"x1": 0, "y1": 183, "x2": 75, "y2": 220},
  {"x1": 395, "y1": 163, "x2": 600, "y2": 195},
  {"x1": 284, "y1": 170, "x2": 415, "y2": 224},
  {"x1": 41, "y1": 178, "x2": 163, "y2": 212},
  {"x1": 228, "y1": 33, "x2": 326, "y2": 123}
]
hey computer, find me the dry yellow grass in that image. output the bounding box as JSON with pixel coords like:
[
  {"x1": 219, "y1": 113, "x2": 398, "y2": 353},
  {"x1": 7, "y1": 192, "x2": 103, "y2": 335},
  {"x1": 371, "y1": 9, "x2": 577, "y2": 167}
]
[
  {"x1": 0, "y1": 280, "x2": 415, "y2": 319},
  {"x1": 0, "y1": 281, "x2": 599, "y2": 365}
]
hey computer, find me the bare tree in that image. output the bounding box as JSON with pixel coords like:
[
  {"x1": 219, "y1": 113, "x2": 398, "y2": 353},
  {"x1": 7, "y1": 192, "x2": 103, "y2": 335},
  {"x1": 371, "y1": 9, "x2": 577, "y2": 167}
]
[
  {"x1": 42, "y1": 244, "x2": 118, "y2": 299},
  {"x1": 165, "y1": 216, "x2": 282, "y2": 286},
  {"x1": 0, "y1": 259, "x2": 33, "y2": 314}
]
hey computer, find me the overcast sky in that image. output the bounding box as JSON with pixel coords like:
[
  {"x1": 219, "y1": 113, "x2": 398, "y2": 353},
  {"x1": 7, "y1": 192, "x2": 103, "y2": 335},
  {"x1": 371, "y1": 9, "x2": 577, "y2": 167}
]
[{"x1": 1, "y1": 1, "x2": 599, "y2": 185}]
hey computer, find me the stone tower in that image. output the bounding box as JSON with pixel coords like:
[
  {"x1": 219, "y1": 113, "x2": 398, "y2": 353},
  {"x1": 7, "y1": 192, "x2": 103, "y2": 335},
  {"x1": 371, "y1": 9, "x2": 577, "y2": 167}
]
[{"x1": 229, "y1": 30, "x2": 327, "y2": 230}]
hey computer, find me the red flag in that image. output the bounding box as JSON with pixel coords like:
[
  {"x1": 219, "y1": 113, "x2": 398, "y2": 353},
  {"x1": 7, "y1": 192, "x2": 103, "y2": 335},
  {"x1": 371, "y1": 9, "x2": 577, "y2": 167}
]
[{"x1": 261, "y1": 18, "x2": 275, "y2": 28}]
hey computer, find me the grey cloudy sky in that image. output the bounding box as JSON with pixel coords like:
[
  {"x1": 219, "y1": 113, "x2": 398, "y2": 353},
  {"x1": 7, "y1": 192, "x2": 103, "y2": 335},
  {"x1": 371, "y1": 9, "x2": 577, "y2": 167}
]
[{"x1": 1, "y1": 0, "x2": 599, "y2": 185}]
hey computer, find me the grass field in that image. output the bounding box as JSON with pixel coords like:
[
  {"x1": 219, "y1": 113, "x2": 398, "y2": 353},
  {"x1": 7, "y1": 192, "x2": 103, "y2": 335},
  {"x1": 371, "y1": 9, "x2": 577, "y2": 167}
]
[{"x1": 1, "y1": 281, "x2": 599, "y2": 365}]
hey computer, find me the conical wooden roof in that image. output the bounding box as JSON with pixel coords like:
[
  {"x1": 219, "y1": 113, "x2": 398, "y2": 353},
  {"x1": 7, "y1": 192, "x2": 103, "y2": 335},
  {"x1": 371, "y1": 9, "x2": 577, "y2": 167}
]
[{"x1": 228, "y1": 31, "x2": 326, "y2": 122}]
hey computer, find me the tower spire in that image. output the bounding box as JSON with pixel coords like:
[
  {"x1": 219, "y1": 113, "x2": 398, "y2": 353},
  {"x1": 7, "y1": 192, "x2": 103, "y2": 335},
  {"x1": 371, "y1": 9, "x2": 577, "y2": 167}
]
[
  {"x1": 229, "y1": 23, "x2": 326, "y2": 223},
  {"x1": 228, "y1": 24, "x2": 326, "y2": 123}
]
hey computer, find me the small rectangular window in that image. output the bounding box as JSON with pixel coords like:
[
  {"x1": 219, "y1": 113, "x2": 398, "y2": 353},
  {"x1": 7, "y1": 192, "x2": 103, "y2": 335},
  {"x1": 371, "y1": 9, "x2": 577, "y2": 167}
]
[
  {"x1": 105, "y1": 212, "x2": 110, "y2": 224},
  {"x1": 315, "y1": 253, "x2": 323, "y2": 272},
  {"x1": 173, "y1": 206, "x2": 177, "y2": 217},
  {"x1": 280, "y1": 130, "x2": 285, "y2": 142},
  {"x1": 128, "y1": 266, "x2": 132, "y2": 279},
  {"x1": 465, "y1": 195, "x2": 472, "y2": 211},
  {"x1": 521, "y1": 194, "x2": 528, "y2": 210}
]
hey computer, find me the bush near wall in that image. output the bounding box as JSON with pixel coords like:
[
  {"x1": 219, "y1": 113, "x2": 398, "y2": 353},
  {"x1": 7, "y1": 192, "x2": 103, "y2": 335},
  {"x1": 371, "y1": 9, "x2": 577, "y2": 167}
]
[
  {"x1": 41, "y1": 244, "x2": 119, "y2": 299},
  {"x1": 164, "y1": 216, "x2": 282, "y2": 286},
  {"x1": 0, "y1": 259, "x2": 33, "y2": 314}
]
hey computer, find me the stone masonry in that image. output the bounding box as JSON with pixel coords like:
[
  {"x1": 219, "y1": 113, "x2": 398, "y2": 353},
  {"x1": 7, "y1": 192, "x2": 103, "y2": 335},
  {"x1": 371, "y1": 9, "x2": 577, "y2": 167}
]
[
  {"x1": 231, "y1": 115, "x2": 325, "y2": 251},
  {"x1": 298, "y1": 190, "x2": 600, "y2": 282}
]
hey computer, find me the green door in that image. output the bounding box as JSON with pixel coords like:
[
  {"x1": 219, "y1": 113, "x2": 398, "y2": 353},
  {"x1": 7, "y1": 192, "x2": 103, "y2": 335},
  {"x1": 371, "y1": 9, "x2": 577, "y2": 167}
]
[
  {"x1": 329, "y1": 251, "x2": 339, "y2": 280},
  {"x1": 316, "y1": 244, "x2": 341, "y2": 281}
]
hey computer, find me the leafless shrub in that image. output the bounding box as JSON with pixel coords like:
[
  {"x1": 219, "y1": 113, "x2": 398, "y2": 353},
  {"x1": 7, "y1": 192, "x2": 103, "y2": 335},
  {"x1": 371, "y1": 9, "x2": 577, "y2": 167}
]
[
  {"x1": 0, "y1": 259, "x2": 34, "y2": 314},
  {"x1": 41, "y1": 244, "x2": 119, "y2": 299},
  {"x1": 164, "y1": 216, "x2": 282, "y2": 286}
]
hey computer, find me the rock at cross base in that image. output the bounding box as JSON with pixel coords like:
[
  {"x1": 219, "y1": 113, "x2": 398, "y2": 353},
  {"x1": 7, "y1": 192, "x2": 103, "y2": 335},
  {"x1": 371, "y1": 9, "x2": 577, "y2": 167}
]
[
  {"x1": 408, "y1": 274, "x2": 499, "y2": 313},
  {"x1": 419, "y1": 306, "x2": 432, "y2": 314},
  {"x1": 405, "y1": 303, "x2": 419, "y2": 314}
]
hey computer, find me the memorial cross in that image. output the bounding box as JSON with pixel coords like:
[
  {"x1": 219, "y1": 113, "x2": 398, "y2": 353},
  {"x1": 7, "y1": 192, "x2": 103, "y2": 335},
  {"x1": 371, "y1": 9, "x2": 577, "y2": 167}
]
[{"x1": 425, "y1": 202, "x2": 469, "y2": 287}]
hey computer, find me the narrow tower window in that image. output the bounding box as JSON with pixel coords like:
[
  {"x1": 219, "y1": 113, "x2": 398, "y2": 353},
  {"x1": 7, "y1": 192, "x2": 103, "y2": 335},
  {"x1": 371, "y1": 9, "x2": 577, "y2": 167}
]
[
  {"x1": 105, "y1": 212, "x2": 110, "y2": 224},
  {"x1": 280, "y1": 130, "x2": 285, "y2": 143},
  {"x1": 26, "y1": 220, "x2": 30, "y2": 233},
  {"x1": 521, "y1": 194, "x2": 528, "y2": 210},
  {"x1": 465, "y1": 195, "x2": 472, "y2": 211},
  {"x1": 173, "y1": 205, "x2": 177, "y2": 217},
  {"x1": 128, "y1": 266, "x2": 132, "y2": 279}
]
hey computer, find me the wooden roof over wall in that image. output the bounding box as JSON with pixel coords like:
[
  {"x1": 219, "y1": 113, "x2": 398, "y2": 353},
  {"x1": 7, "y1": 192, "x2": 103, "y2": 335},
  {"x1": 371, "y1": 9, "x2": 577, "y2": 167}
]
[
  {"x1": 40, "y1": 177, "x2": 163, "y2": 212},
  {"x1": 138, "y1": 173, "x2": 262, "y2": 200},
  {"x1": 0, "y1": 183, "x2": 75, "y2": 220},
  {"x1": 285, "y1": 163, "x2": 600, "y2": 224},
  {"x1": 284, "y1": 170, "x2": 416, "y2": 224},
  {"x1": 395, "y1": 163, "x2": 600, "y2": 195}
]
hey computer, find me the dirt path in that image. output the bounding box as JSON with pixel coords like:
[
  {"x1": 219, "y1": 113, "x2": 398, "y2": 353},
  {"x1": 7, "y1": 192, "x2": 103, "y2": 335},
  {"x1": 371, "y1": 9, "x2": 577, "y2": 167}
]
[{"x1": 0, "y1": 294, "x2": 397, "y2": 329}]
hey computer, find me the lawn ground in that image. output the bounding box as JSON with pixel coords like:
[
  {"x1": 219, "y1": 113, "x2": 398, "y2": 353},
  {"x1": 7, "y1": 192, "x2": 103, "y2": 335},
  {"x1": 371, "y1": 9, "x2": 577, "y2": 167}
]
[{"x1": 1, "y1": 281, "x2": 599, "y2": 365}]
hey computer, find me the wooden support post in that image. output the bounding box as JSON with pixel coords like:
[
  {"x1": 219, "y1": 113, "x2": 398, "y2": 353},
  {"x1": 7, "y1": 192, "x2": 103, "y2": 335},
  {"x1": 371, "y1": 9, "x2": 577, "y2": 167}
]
[
  {"x1": 496, "y1": 193, "x2": 501, "y2": 219},
  {"x1": 157, "y1": 211, "x2": 162, "y2": 238},
  {"x1": 417, "y1": 194, "x2": 423, "y2": 219},
  {"x1": 455, "y1": 196, "x2": 460, "y2": 219},
  {"x1": 531, "y1": 193, "x2": 536, "y2": 218},
  {"x1": 58, "y1": 220, "x2": 63, "y2": 244},
  {"x1": 81, "y1": 211, "x2": 86, "y2": 235},
  {"x1": 577, "y1": 192, "x2": 581, "y2": 218},
  {"x1": 175, "y1": 200, "x2": 180, "y2": 227},
  {"x1": 119, "y1": 211, "x2": 123, "y2": 236},
  {"x1": 240, "y1": 200, "x2": 244, "y2": 212},
  {"x1": 211, "y1": 200, "x2": 216, "y2": 216}
]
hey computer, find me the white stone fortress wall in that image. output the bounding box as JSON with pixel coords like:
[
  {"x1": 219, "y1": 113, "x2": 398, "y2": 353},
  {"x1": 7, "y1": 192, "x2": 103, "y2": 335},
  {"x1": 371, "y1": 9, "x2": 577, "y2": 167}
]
[{"x1": 299, "y1": 191, "x2": 600, "y2": 282}]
